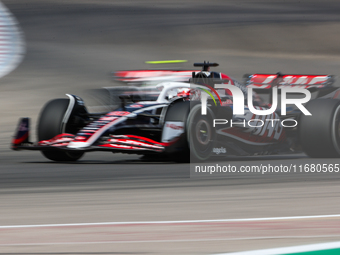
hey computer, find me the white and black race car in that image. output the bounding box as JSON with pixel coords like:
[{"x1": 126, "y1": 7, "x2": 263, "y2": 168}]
[{"x1": 12, "y1": 62, "x2": 340, "y2": 162}]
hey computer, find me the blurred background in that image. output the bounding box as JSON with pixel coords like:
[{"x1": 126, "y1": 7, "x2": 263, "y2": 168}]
[
  {"x1": 2, "y1": 0, "x2": 340, "y2": 147},
  {"x1": 1, "y1": 0, "x2": 340, "y2": 254}
]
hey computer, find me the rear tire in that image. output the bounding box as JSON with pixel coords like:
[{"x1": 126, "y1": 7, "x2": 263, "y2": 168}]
[
  {"x1": 38, "y1": 98, "x2": 84, "y2": 162},
  {"x1": 299, "y1": 99, "x2": 340, "y2": 158},
  {"x1": 187, "y1": 104, "x2": 215, "y2": 161}
]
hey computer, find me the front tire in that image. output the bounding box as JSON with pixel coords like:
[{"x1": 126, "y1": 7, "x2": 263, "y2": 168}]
[
  {"x1": 299, "y1": 99, "x2": 340, "y2": 158},
  {"x1": 38, "y1": 98, "x2": 84, "y2": 162},
  {"x1": 162, "y1": 100, "x2": 191, "y2": 162}
]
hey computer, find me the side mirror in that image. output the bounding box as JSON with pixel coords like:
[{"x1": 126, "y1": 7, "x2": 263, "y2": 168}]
[{"x1": 119, "y1": 94, "x2": 131, "y2": 110}]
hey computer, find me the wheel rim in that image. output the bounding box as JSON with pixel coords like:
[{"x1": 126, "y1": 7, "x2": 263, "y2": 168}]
[{"x1": 195, "y1": 119, "x2": 211, "y2": 145}]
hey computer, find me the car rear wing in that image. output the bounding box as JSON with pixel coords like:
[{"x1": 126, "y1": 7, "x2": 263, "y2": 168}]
[{"x1": 244, "y1": 73, "x2": 335, "y2": 89}]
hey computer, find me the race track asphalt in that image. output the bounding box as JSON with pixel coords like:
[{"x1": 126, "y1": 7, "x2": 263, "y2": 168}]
[{"x1": 1, "y1": 1, "x2": 340, "y2": 254}]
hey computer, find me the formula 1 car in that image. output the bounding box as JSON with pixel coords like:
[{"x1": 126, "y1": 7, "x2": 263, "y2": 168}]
[{"x1": 12, "y1": 61, "x2": 340, "y2": 162}]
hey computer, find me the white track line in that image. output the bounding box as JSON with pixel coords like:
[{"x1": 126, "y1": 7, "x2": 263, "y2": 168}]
[
  {"x1": 1, "y1": 235, "x2": 340, "y2": 247},
  {"x1": 213, "y1": 241, "x2": 340, "y2": 255},
  {"x1": 1, "y1": 214, "x2": 340, "y2": 229}
]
